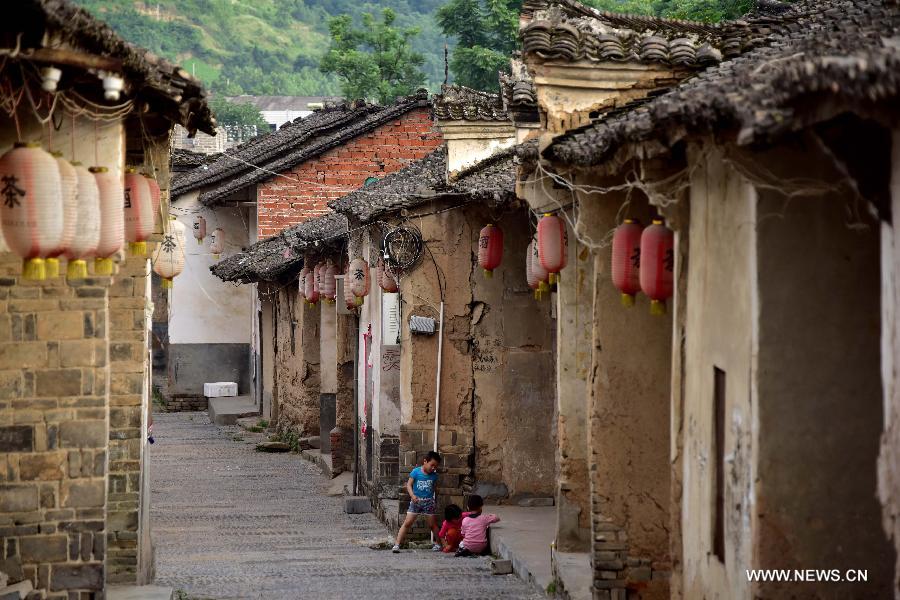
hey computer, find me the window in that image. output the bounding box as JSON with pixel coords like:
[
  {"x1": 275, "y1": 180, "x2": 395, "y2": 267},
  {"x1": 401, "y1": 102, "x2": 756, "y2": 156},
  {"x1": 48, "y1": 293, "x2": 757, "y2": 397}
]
[{"x1": 713, "y1": 366, "x2": 726, "y2": 563}]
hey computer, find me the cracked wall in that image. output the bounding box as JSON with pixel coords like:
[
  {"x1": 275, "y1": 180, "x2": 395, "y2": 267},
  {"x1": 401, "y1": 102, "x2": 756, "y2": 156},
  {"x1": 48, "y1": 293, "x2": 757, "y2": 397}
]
[{"x1": 273, "y1": 284, "x2": 320, "y2": 437}]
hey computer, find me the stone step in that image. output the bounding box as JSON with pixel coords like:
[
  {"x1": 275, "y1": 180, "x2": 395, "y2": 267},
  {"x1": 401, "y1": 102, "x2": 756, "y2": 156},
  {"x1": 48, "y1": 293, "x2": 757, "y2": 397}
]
[
  {"x1": 106, "y1": 585, "x2": 174, "y2": 600},
  {"x1": 208, "y1": 395, "x2": 257, "y2": 425}
]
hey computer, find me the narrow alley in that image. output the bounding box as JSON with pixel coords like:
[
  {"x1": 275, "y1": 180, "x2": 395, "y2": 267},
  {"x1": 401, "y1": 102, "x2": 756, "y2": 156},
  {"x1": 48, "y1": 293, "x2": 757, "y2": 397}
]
[{"x1": 150, "y1": 413, "x2": 543, "y2": 600}]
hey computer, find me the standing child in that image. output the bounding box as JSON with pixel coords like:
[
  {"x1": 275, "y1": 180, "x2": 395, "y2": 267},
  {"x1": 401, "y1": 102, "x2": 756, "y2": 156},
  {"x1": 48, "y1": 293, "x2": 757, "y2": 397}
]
[
  {"x1": 456, "y1": 495, "x2": 500, "y2": 557},
  {"x1": 392, "y1": 451, "x2": 442, "y2": 553},
  {"x1": 438, "y1": 504, "x2": 466, "y2": 553}
]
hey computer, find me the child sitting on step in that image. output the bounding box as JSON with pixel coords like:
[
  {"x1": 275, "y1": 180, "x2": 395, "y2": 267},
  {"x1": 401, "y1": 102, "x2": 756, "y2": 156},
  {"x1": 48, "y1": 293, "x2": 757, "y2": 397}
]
[{"x1": 456, "y1": 494, "x2": 500, "y2": 557}]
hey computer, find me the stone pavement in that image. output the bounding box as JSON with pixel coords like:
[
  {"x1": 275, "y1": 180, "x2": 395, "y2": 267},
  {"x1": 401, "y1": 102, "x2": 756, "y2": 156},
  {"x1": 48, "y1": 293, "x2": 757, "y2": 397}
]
[{"x1": 150, "y1": 412, "x2": 545, "y2": 600}]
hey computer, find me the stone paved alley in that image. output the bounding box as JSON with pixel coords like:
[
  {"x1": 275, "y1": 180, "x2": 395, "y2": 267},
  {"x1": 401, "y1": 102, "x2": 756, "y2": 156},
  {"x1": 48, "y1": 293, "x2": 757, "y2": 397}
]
[{"x1": 150, "y1": 413, "x2": 544, "y2": 600}]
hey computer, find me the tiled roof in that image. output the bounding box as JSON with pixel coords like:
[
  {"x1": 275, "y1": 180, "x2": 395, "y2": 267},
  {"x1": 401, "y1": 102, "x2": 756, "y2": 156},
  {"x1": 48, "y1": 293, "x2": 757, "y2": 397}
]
[
  {"x1": 544, "y1": 0, "x2": 900, "y2": 167},
  {"x1": 171, "y1": 148, "x2": 215, "y2": 170},
  {"x1": 432, "y1": 85, "x2": 510, "y2": 121},
  {"x1": 210, "y1": 213, "x2": 348, "y2": 283},
  {"x1": 170, "y1": 91, "x2": 430, "y2": 203},
  {"x1": 15, "y1": 0, "x2": 214, "y2": 134},
  {"x1": 520, "y1": 0, "x2": 797, "y2": 68}
]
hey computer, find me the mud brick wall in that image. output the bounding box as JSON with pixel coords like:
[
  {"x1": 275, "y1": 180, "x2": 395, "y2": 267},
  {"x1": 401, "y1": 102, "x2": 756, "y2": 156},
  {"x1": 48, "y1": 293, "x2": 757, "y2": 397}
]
[
  {"x1": 255, "y1": 107, "x2": 442, "y2": 238},
  {"x1": 0, "y1": 254, "x2": 111, "y2": 599},
  {"x1": 106, "y1": 255, "x2": 152, "y2": 584}
]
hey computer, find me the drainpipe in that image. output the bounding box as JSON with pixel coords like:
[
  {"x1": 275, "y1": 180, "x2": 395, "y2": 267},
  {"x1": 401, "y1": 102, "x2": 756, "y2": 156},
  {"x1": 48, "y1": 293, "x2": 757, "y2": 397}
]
[{"x1": 433, "y1": 302, "x2": 444, "y2": 453}]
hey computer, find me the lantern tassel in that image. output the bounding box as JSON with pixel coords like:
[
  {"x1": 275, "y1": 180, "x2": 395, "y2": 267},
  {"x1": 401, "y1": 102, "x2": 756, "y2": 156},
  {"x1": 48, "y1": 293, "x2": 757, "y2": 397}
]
[
  {"x1": 621, "y1": 293, "x2": 635, "y2": 308},
  {"x1": 483, "y1": 269, "x2": 493, "y2": 279},
  {"x1": 196, "y1": 238, "x2": 202, "y2": 245},
  {"x1": 94, "y1": 257, "x2": 114, "y2": 276},
  {"x1": 45, "y1": 258, "x2": 60, "y2": 279},
  {"x1": 161, "y1": 278, "x2": 173, "y2": 289},
  {"x1": 129, "y1": 242, "x2": 147, "y2": 256},
  {"x1": 22, "y1": 258, "x2": 46, "y2": 281},
  {"x1": 67, "y1": 259, "x2": 88, "y2": 281},
  {"x1": 354, "y1": 297, "x2": 363, "y2": 307},
  {"x1": 213, "y1": 254, "x2": 220, "y2": 261},
  {"x1": 650, "y1": 299, "x2": 667, "y2": 316}
]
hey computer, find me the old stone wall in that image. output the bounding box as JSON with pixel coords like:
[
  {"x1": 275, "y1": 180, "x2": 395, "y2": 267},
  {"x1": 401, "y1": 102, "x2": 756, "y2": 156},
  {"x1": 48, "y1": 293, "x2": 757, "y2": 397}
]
[
  {"x1": 106, "y1": 255, "x2": 152, "y2": 584},
  {"x1": 273, "y1": 285, "x2": 320, "y2": 437},
  {"x1": 0, "y1": 254, "x2": 111, "y2": 598},
  {"x1": 256, "y1": 108, "x2": 442, "y2": 238}
]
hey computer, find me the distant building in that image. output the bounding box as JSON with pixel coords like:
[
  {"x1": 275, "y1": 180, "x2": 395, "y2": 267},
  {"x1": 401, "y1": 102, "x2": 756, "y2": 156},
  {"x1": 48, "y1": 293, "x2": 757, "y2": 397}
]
[{"x1": 226, "y1": 95, "x2": 344, "y2": 130}]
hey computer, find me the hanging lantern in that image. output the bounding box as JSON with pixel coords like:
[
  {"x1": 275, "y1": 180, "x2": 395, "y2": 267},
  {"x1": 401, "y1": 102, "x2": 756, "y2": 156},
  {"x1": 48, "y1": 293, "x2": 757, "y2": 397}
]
[
  {"x1": 343, "y1": 270, "x2": 357, "y2": 310},
  {"x1": 380, "y1": 261, "x2": 399, "y2": 293},
  {"x1": 348, "y1": 258, "x2": 369, "y2": 306},
  {"x1": 612, "y1": 219, "x2": 644, "y2": 307},
  {"x1": 45, "y1": 153, "x2": 79, "y2": 278},
  {"x1": 478, "y1": 224, "x2": 504, "y2": 278},
  {"x1": 297, "y1": 266, "x2": 309, "y2": 301},
  {"x1": 537, "y1": 213, "x2": 568, "y2": 284},
  {"x1": 530, "y1": 239, "x2": 550, "y2": 300},
  {"x1": 64, "y1": 163, "x2": 101, "y2": 281},
  {"x1": 91, "y1": 166, "x2": 125, "y2": 276},
  {"x1": 144, "y1": 173, "x2": 161, "y2": 226},
  {"x1": 0, "y1": 143, "x2": 64, "y2": 280},
  {"x1": 192, "y1": 215, "x2": 207, "y2": 244},
  {"x1": 320, "y1": 261, "x2": 337, "y2": 302},
  {"x1": 152, "y1": 218, "x2": 185, "y2": 288},
  {"x1": 304, "y1": 264, "x2": 320, "y2": 305},
  {"x1": 639, "y1": 219, "x2": 675, "y2": 316},
  {"x1": 209, "y1": 227, "x2": 225, "y2": 258},
  {"x1": 124, "y1": 168, "x2": 154, "y2": 256},
  {"x1": 526, "y1": 240, "x2": 541, "y2": 299}
]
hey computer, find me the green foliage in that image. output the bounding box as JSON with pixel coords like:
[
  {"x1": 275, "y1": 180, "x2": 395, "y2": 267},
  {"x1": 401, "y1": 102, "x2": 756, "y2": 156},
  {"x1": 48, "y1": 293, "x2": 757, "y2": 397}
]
[
  {"x1": 321, "y1": 9, "x2": 427, "y2": 104},
  {"x1": 437, "y1": 0, "x2": 522, "y2": 91},
  {"x1": 585, "y1": 0, "x2": 755, "y2": 20},
  {"x1": 208, "y1": 97, "x2": 268, "y2": 129}
]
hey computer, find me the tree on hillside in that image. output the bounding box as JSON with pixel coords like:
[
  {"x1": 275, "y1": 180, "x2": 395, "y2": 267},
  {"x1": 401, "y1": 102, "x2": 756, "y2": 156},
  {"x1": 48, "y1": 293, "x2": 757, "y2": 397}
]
[
  {"x1": 320, "y1": 9, "x2": 427, "y2": 104},
  {"x1": 208, "y1": 97, "x2": 269, "y2": 130},
  {"x1": 437, "y1": 0, "x2": 522, "y2": 92}
]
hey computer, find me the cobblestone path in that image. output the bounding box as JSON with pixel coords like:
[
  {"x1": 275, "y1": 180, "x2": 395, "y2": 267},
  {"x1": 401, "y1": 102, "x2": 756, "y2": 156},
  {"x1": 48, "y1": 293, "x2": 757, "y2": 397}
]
[{"x1": 150, "y1": 412, "x2": 544, "y2": 600}]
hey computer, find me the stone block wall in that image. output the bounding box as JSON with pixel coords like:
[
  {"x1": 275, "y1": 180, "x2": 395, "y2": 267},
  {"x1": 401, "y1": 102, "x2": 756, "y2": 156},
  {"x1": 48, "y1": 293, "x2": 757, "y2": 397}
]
[
  {"x1": 0, "y1": 255, "x2": 111, "y2": 599},
  {"x1": 106, "y1": 255, "x2": 152, "y2": 584}
]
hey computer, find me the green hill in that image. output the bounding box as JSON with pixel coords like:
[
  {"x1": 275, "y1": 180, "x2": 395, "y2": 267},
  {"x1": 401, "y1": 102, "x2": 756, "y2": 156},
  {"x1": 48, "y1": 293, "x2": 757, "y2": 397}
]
[{"x1": 70, "y1": 0, "x2": 448, "y2": 96}]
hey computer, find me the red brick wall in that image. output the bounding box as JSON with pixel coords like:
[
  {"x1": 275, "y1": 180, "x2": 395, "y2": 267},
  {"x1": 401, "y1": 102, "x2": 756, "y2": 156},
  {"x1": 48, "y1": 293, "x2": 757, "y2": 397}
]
[{"x1": 256, "y1": 107, "x2": 442, "y2": 238}]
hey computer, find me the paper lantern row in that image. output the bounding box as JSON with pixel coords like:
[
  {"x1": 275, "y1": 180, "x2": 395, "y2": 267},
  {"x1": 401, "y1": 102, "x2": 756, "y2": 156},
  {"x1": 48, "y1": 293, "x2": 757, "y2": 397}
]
[
  {"x1": 0, "y1": 143, "x2": 164, "y2": 281},
  {"x1": 611, "y1": 219, "x2": 674, "y2": 315}
]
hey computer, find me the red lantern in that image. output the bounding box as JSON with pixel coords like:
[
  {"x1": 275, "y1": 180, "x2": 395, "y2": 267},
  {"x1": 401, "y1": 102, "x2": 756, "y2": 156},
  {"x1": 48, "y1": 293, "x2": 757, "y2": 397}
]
[
  {"x1": 144, "y1": 173, "x2": 161, "y2": 226},
  {"x1": 537, "y1": 213, "x2": 567, "y2": 283},
  {"x1": 210, "y1": 228, "x2": 225, "y2": 258},
  {"x1": 639, "y1": 219, "x2": 674, "y2": 315},
  {"x1": 91, "y1": 166, "x2": 125, "y2": 275},
  {"x1": 124, "y1": 169, "x2": 154, "y2": 256},
  {"x1": 0, "y1": 143, "x2": 64, "y2": 280},
  {"x1": 46, "y1": 153, "x2": 78, "y2": 278},
  {"x1": 64, "y1": 163, "x2": 100, "y2": 281},
  {"x1": 304, "y1": 267, "x2": 319, "y2": 305},
  {"x1": 478, "y1": 224, "x2": 504, "y2": 278},
  {"x1": 377, "y1": 258, "x2": 398, "y2": 293},
  {"x1": 349, "y1": 258, "x2": 369, "y2": 306},
  {"x1": 320, "y1": 261, "x2": 337, "y2": 302},
  {"x1": 192, "y1": 215, "x2": 207, "y2": 244},
  {"x1": 612, "y1": 219, "x2": 643, "y2": 307}
]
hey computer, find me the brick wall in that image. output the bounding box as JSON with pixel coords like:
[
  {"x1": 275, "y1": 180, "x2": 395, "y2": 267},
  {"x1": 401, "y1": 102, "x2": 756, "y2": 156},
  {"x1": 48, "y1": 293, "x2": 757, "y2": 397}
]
[
  {"x1": 0, "y1": 254, "x2": 111, "y2": 599},
  {"x1": 106, "y1": 255, "x2": 152, "y2": 584},
  {"x1": 256, "y1": 107, "x2": 442, "y2": 239}
]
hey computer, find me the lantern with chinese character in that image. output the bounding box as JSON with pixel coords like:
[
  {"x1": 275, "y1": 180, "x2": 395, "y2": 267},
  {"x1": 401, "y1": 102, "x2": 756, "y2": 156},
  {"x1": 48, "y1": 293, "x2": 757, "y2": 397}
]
[
  {"x1": 320, "y1": 261, "x2": 337, "y2": 302},
  {"x1": 530, "y1": 238, "x2": 550, "y2": 300},
  {"x1": 612, "y1": 219, "x2": 643, "y2": 307},
  {"x1": 64, "y1": 163, "x2": 101, "y2": 281},
  {"x1": 192, "y1": 215, "x2": 206, "y2": 244},
  {"x1": 525, "y1": 240, "x2": 540, "y2": 299},
  {"x1": 144, "y1": 173, "x2": 161, "y2": 226},
  {"x1": 124, "y1": 168, "x2": 154, "y2": 256},
  {"x1": 348, "y1": 257, "x2": 369, "y2": 306},
  {"x1": 537, "y1": 213, "x2": 567, "y2": 284},
  {"x1": 478, "y1": 224, "x2": 503, "y2": 278},
  {"x1": 45, "y1": 153, "x2": 78, "y2": 278},
  {"x1": 0, "y1": 143, "x2": 64, "y2": 280},
  {"x1": 209, "y1": 227, "x2": 225, "y2": 258},
  {"x1": 343, "y1": 270, "x2": 357, "y2": 310},
  {"x1": 152, "y1": 218, "x2": 185, "y2": 288},
  {"x1": 91, "y1": 166, "x2": 125, "y2": 276},
  {"x1": 639, "y1": 219, "x2": 674, "y2": 315}
]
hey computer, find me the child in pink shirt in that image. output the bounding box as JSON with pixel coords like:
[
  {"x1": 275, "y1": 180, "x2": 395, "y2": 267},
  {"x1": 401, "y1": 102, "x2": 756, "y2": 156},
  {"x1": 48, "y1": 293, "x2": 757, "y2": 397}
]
[{"x1": 456, "y1": 494, "x2": 500, "y2": 557}]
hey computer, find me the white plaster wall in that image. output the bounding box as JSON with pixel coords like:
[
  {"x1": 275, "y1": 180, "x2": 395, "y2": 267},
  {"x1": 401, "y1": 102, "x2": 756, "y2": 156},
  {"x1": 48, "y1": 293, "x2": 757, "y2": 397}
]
[
  {"x1": 681, "y1": 148, "x2": 756, "y2": 599},
  {"x1": 169, "y1": 191, "x2": 251, "y2": 344}
]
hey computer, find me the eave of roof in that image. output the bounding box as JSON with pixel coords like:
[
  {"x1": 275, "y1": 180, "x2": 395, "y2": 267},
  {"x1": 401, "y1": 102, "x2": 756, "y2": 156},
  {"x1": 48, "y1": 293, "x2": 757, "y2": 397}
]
[{"x1": 171, "y1": 91, "x2": 431, "y2": 203}]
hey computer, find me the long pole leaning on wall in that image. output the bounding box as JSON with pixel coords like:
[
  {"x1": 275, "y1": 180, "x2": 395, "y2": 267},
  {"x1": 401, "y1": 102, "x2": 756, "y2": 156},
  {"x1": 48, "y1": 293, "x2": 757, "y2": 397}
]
[
  {"x1": 353, "y1": 315, "x2": 360, "y2": 497},
  {"x1": 433, "y1": 302, "x2": 444, "y2": 453}
]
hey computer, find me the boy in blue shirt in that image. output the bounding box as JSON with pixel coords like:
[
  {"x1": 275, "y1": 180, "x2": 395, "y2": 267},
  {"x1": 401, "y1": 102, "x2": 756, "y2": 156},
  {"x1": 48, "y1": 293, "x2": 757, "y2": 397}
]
[{"x1": 392, "y1": 451, "x2": 442, "y2": 553}]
